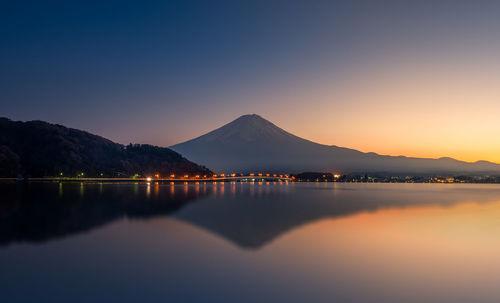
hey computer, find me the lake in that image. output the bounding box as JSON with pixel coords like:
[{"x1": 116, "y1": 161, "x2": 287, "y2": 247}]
[{"x1": 2, "y1": 182, "x2": 500, "y2": 303}]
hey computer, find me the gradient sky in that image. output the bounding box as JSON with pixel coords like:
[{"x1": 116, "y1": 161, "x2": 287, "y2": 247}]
[{"x1": 2, "y1": 1, "x2": 500, "y2": 162}]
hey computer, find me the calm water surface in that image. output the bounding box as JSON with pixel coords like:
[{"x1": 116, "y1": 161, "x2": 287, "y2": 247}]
[{"x1": 2, "y1": 182, "x2": 500, "y2": 303}]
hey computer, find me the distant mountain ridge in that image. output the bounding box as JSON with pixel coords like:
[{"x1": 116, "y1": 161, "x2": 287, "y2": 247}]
[
  {"x1": 0, "y1": 117, "x2": 211, "y2": 177},
  {"x1": 171, "y1": 114, "x2": 500, "y2": 175}
]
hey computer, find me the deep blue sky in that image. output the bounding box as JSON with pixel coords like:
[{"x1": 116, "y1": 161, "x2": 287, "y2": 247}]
[{"x1": 2, "y1": 1, "x2": 500, "y2": 161}]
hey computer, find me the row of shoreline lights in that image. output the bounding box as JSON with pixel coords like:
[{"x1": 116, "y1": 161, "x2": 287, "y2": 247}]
[
  {"x1": 145, "y1": 173, "x2": 291, "y2": 180},
  {"x1": 63, "y1": 173, "x2": 341, "y2": 180},
  {"x1": 61, "y1": 172, "x2": 292, "y2": 179}
]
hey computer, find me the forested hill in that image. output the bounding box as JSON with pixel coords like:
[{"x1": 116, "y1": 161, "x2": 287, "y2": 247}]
[{"x1": 0, "y1": 118, "x2": 211, "y2": 178}]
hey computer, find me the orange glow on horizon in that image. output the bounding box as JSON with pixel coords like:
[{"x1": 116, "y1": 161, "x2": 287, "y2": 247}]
[{"x1": 222, "y1": 53, "x2": 500, "y2": 164}]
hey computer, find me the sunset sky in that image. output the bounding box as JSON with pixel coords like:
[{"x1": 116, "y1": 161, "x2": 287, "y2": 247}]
[{"x1": 2, "y1": 1, "x2": 500, "y2": 162}]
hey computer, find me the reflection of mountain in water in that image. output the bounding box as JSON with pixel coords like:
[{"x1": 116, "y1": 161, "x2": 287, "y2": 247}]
[
  {"x1": 2, "y1": 183, "x2": 500, "y2": 250},
  {"x1": 174, "y1": 183, "x2": 500, "y2": 249},
  {"x1": 0, "y1": 182, "x2": 209, "y2": 247}
]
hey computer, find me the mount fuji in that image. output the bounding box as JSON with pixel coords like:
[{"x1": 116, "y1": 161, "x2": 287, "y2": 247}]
[{"x1": 171, "y1": 114, "x2": 500, "y2": 175}]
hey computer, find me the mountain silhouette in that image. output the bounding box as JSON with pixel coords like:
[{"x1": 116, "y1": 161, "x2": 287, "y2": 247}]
[
  {"x1": 171, "y1": 114, "x2": 500, "y2": 175},
  {"x1": 0, "y1": 117, "x2": 211, "y2": 177}
]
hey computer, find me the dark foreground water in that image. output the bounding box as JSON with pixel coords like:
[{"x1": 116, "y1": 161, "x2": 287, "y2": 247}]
[{"x1": 2, "y1": 182, "x2": 500, "y2": 303}]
